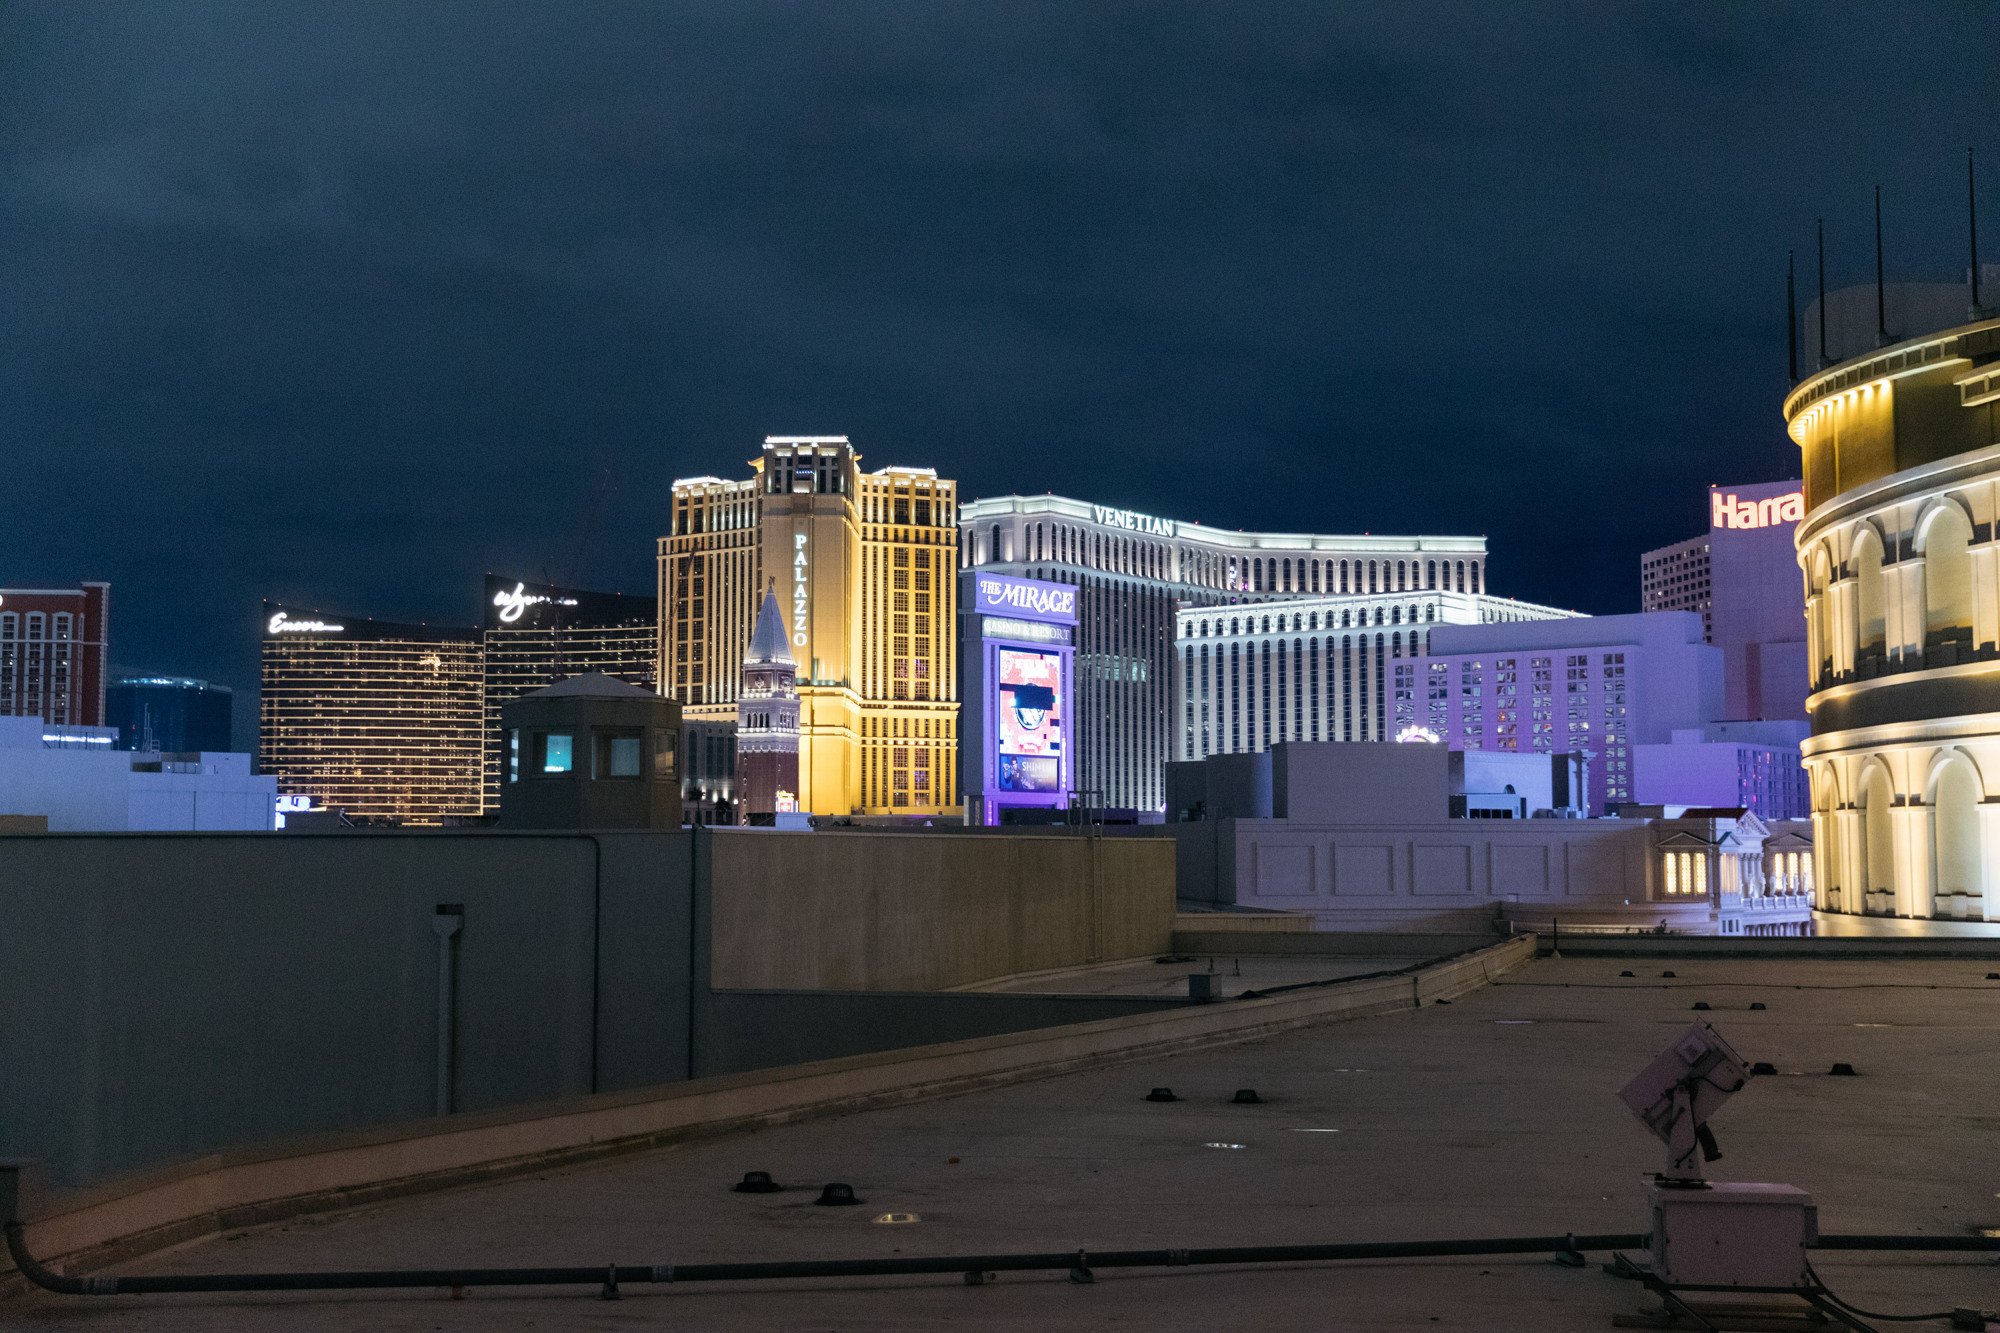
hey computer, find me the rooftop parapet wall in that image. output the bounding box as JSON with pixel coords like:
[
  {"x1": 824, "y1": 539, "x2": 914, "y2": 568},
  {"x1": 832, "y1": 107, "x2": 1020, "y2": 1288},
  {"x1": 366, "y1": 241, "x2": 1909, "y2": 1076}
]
[
  {"x1": 707, "y1": 830, "x2": 1176, "y2": 991},
  {"x1": 0, "y1": 828, "x2": 1176, "y2": 1193}
]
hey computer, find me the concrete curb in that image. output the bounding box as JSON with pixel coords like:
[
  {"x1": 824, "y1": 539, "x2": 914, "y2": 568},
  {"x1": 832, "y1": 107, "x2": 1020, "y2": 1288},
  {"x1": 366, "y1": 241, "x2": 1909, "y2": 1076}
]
[{"x1": 2, "y1": 936, "x2": 1534, "y2": 1294}]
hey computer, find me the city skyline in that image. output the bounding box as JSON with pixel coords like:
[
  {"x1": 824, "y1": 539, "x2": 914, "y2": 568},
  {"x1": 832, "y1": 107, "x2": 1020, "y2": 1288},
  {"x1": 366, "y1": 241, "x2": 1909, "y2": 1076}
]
[{"x1": 5, "y1": 4, "x2": 1995, "y2": 729}]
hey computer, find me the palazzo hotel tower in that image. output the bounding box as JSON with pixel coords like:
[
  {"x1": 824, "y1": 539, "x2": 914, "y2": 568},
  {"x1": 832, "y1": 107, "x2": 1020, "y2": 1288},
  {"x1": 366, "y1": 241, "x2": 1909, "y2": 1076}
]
[{"x1": 661, "y1": 437, "x2": 958, "y2": 817}]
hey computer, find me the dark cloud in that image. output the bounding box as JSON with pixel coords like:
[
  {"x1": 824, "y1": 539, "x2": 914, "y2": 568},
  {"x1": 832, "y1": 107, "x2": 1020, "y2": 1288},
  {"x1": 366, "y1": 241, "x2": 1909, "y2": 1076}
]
[{"x1": 3, "y1": 1, "x2": 1996, "y2": 743}]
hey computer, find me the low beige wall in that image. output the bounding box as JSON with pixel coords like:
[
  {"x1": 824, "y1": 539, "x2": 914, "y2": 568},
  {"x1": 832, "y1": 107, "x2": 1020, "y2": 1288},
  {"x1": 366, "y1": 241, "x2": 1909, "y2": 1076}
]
[
  {"x1": 1173, "y1": 911, "x2": 1312, "y2": 935},
  {"x1": 708, "y1": 831, "x2": 1176, "y2": 991},
  {"x1": 3, "y1": 937, "x2": 1535, "y2": 1292}
]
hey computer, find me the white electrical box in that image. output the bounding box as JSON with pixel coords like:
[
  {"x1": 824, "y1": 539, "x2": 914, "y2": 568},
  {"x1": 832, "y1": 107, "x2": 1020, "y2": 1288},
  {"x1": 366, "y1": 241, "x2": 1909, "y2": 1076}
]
[{"x1": 1650, "y1": 1182, "x2": 1817, "y2": 1289}]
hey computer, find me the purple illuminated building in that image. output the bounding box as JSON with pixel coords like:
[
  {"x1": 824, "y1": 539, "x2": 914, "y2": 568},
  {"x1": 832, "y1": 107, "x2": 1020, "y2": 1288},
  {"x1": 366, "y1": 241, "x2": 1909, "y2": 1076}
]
[
  {"x1": 959, "y1": 572, "x2": 1077, "y2": 825},
  {"x1": 1640, "y1": 479, "x2": 1808, "y2": 723},
  {"x1": 1632, "y1": 479, "x2": 1812, "y2": 819},
  {"x1": 1410, "y1": 612, "x2": 1720, "y2": 816}
]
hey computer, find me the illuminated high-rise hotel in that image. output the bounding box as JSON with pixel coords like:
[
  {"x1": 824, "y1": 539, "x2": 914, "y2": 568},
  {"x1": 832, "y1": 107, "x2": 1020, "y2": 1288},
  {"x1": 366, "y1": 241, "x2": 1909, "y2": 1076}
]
[
  {"x1": 960, "y1": 496, "x2": 1489, "y2": 813},
  {"x1": 660, "y1": 437, "x2": 958, "y2": 816},
  {"x1": 258, "y1": 604, "x2": 484, "y2": 824},
  {"x1": 479, "y1": 574, "x2": 656, "y2": 814}
]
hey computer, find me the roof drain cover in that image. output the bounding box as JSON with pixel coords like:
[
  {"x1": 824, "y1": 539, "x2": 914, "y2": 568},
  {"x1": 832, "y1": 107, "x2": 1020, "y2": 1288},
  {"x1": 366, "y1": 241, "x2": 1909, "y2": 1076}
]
[
  {"x1": 1231, "y1": 1088, "x2": 1263, "y2": 1105},
  {"x1": 815, "y1": 1182, "x2": 864, "y2": 1206},
  {"x1": 1145, "y1": 1087, "x2": 1179, "y2": 1103},
  {"x1": 733, "y1": 1171, "x2": 782, "y2": 1194}
]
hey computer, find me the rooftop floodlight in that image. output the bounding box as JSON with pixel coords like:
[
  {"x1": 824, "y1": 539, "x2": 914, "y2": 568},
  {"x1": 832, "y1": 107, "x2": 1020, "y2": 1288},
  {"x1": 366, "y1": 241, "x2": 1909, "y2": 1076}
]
[
  {"x1": 1615, "y1": 1023, "x2": 1819, "y2": 1300},
  {"x1": 1617, "y1": 1022, "x2": 1750, "y2": 1187}
]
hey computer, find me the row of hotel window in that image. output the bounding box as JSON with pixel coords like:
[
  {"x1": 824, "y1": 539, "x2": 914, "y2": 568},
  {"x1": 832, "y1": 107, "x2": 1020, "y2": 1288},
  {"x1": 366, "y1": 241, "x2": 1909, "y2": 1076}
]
[
  {"x1": 0, "y1": 612, "x2": 78, "y2": 639},
  {"x1": 994, "y1": 523, "x2": 1485, "y2": 598},
  {"x1": 1661, "y1": 850, "x2": 1814, "y2": 898}
]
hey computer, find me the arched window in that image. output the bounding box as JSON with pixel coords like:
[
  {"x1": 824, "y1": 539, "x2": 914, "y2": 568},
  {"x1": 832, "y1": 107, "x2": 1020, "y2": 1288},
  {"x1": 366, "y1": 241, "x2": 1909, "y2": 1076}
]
[
  {"x1": 1931, "y1": 753, "x2": 1984, "y2": 904},
  {"x1": 1852, "y1": 525, "x2": 1888, "y2": 662},
  {"x1": 1920, "y1": 503, "x2": 1975, "y2": 654},
  {"x1": 1860, "y1": 762, "x2": 1896, "y2": 905}
]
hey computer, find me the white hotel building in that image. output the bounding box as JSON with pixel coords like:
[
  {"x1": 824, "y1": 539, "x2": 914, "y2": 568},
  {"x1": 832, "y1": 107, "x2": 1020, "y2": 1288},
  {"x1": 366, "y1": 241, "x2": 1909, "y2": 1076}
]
[
  {"x1": 959, "y1": 494, "x2": 1490, "y2": 812},
  {"x1": 1176, "y1": 590, "x2": 1579, "y2": 758}
]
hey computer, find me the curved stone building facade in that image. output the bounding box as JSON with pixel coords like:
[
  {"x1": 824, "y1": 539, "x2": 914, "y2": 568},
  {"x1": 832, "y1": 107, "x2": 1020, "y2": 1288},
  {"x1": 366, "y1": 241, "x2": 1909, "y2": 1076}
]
[{"x1": 1786, "y1": 301, "x2": 2000, "y2": 922}]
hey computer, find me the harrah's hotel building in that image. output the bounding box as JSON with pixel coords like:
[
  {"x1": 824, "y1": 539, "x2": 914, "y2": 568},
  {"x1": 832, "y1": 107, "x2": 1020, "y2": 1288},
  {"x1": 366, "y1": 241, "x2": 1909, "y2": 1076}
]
[
  {"x1": 661, "y1": 437, "x2": 959, "y2": 817},
  {"x1": 959, "y1": 496, "x2": 1487, "y2": 813}
]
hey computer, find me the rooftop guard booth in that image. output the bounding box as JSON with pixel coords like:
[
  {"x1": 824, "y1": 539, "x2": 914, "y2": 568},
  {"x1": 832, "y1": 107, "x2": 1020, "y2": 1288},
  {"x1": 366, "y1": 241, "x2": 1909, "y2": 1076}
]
[
  {"x1": 960, "y1": 572, "x2": 1077, "y2": 826},
  {"x1": 498, "y1": 674, "x2": 681, "y2": 830}
]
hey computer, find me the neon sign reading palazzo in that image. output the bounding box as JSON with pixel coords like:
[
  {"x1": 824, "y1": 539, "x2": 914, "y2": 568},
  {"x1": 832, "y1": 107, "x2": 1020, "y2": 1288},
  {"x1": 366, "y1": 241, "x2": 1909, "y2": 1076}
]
[
  {"x1": 791, "y1": 532, "x2": 809, "y2": 648},
  {"x1": 1711, "y1": 490, "x2": 1804, "y2": 530}
]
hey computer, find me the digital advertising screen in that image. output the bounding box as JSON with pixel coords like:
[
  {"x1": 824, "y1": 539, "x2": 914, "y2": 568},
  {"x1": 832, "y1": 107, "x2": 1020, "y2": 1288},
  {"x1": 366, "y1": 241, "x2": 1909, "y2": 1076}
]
[{"x1": 996, "y1": 648, "x2": 1063, "y2": 793}]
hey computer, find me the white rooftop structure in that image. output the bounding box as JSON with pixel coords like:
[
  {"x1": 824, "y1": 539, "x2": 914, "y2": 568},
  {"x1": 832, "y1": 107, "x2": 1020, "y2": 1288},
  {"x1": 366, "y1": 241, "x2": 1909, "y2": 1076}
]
[{"x1": 0, "y1": 717, "x2": 276, "y2": 832}]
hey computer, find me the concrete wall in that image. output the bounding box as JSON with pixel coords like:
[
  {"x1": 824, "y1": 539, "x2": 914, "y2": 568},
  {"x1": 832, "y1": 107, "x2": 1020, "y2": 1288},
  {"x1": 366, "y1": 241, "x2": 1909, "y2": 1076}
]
[
  {"x1": 706, "y1": 830, "x2": 1176, "y2": 990},
  {"x1": 1179, "y1": 817, "x2": 1663, "y2": 931},
  {"x1": 1275, "y1": 743, "x2": 1450, "y2": 823},
  {"x1": 2, "y1": 826, "x2": 1174, "y2": 1190},
  {"x1": 0, "y1": 832, "x2": 669, "y2": 1187}
]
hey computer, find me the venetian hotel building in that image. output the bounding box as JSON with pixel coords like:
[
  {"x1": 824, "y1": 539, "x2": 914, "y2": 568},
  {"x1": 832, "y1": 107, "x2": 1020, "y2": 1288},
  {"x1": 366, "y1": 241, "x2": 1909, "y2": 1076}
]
[
  {"x1": 660, "y1": 437, "x2": 958, "y2": 816},
  {"x1": 960, "y1": 495, "x2": 1489, "y2": 813},
  {"x1": 1789, "y1": 280, "x2": 2000, "y2": 922}
]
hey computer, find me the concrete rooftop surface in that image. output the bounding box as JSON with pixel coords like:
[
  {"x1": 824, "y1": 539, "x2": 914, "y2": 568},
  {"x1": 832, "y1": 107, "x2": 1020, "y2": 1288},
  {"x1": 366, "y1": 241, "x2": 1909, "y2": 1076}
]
[{"x1": 14, "y1": 955, "x2": 2000, "y2": 1331}]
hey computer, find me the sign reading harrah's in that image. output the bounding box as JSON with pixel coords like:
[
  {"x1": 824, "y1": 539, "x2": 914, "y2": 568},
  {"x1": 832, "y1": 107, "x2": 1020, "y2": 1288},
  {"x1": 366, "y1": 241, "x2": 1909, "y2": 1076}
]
[
  {"x1": 1711, "y1": 489, "x2": 1804, "y2": 531},
  {"x1": 973, "y1": 574, "x2": 1078, "y2": 625}
]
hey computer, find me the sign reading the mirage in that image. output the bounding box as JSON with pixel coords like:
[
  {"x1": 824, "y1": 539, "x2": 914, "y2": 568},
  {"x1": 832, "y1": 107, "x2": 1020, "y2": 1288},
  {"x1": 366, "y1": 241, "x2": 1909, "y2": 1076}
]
[
  {"x1": 1711, "y1": 489, "x2": 1804, "y2": 531},
  {"x1": 974, "y1": 574, "x2": 1078, "y2": 626},
  {"x1": 1092, "y1": 505, "x2": 1176, "y2": 537}
]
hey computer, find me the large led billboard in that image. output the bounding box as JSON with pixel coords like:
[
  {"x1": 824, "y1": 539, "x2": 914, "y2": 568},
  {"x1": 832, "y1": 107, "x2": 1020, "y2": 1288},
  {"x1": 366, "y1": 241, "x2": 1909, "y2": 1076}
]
[{"x1": 996, "y1": 648, "x2": 1063, "y2": 793}]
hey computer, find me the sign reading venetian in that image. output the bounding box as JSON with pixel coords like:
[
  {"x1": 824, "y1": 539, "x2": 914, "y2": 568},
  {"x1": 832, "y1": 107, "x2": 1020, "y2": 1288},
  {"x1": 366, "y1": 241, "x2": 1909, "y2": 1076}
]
[
  {"x1": 1092, "y1": 504, "x2": 1176, "y2": 537},
  {"x1": 1711, "y1": 490, "x2": 1804, "y2": 531},
  {"x1": 974, "y1": 574, "x2": 1078, "y2": 626},
  {"x1": 267, "y1": 611, "x2": 344, "y2": 635}
]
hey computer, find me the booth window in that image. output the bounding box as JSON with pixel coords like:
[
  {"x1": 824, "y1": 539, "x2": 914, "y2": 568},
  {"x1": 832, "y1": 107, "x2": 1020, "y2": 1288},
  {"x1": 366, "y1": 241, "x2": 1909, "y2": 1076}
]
[
  {"x1": 508, "y1": 729, "x2": 521, "y2": 783},
  {"x1": 597, "y1": 731, "x2": 643, "y2": 779},
  {"x1": 654, "y1": 729, "x2": 677, "y2": 780},
  {"x1": 539, "y1": 733, "x2": 574, "y2": 774}
]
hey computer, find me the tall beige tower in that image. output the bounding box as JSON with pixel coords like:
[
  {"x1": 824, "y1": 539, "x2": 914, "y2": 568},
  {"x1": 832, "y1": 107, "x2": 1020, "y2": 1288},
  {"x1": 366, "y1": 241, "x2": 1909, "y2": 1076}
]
[{"x1": 661, "y1": 437, "x2": 957, "y2": 816}]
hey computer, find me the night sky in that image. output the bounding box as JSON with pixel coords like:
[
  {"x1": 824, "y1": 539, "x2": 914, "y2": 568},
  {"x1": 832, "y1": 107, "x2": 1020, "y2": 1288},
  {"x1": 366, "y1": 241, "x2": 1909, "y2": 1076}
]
[{"x1": 3, "y1": 3, "x2": 1995, "y2": 745}]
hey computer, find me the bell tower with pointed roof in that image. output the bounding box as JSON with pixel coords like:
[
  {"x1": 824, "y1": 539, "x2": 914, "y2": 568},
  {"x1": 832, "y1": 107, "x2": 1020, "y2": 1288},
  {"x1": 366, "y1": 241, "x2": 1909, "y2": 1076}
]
[{"x1": 735, "y1": 580, "x2": 800, "y2": 821}]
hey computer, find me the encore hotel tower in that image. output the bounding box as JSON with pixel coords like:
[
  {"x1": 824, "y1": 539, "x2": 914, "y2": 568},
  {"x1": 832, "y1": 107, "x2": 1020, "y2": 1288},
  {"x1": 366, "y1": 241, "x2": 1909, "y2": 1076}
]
[
  {"x1": 259, "y1": 604, "x2": 484, "y2": 824},
  {"x1": 1787, "y1": 275, "x2": 2000, "y2": 922},
  {"x1": 660, "y1": 437, "x2": 958, "y2": 817}
]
